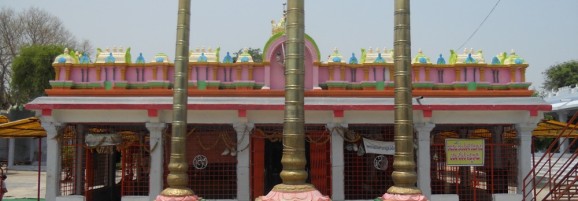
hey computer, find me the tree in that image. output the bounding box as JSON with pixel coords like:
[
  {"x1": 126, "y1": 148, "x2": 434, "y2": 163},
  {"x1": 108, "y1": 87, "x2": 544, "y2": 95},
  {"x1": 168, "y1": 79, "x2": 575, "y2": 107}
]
[
  {"x1": 10, "y1": 45, "x2": 63, "y2": 104},
  {"x1": 232, "y1": 48, "x2": 263, "y2": 63},
  {"x1": 543, "y1": 60, "x2": 578, "y2": 91},
  {"x1": 0, "y1": 7, "x2": 91, "y2": 108}
]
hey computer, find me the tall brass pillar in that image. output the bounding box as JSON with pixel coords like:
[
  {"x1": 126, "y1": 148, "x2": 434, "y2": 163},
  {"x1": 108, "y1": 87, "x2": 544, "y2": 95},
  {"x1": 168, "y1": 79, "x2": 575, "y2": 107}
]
[
  {"x1": 156, "y1": 0, "x2": 200, "y2": 200},
  {"x1": 256, "y1": 0, "x2": 329, "y2": 200},
  {"x1": 380, "y1": 0, "x2": 427, "y2": 200}
]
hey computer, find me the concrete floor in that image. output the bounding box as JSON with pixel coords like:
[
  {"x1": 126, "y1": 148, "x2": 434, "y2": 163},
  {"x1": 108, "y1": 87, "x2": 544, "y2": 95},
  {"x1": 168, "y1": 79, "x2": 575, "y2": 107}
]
[{"x1": 2, "y1": 170, "x2": 46, "y2": 199}]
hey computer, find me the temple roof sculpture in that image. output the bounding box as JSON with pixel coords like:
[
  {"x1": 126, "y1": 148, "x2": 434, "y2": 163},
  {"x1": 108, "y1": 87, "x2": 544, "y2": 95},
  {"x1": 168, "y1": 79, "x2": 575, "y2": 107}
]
[
  {"x1": 327, "y1": 48, "x2": 344, "y2": 63},
  {"x1": 236, "y1": 48, "x2": 254, "y2": 63},
  {"x1": 412, "y1": 49, "x2": 431, "y2": 64},
  {"x1": 95, "y1": 47, "x2": 131, "y2": 64},
  {"x1": 152, "y1": 53, "x2": 170, "y2": 63},
  {"x1": 190, "y1": 47, "x2": 220, "y2": 63},
  {"x1": 362, "y1": 47, "x2": 394, "y2": 64},
  {"x1": 451, "y1": 48, "x2": 485, "y2": 64},
  {"x1": 503, "y1": 49, "x2": 527, "y2": 65},
  {"x1": 53, "y1": 48, "x2": 79, "y2": 64}
]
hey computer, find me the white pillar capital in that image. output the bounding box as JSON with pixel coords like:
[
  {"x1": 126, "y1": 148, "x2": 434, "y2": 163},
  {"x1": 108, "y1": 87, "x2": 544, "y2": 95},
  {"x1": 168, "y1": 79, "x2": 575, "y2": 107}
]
[
  {"x1": 515, "y1": 123, "x2": 537, "y2": 138},
  {"x1": 326, "y1": 122, "x2": 348, "y2": 130},
  {"x1": 146, "y1": 122, "x2": 166, "y2": 133},
  {"x1": 415, "y1": 122, "x2": 435, "y2": 141}
]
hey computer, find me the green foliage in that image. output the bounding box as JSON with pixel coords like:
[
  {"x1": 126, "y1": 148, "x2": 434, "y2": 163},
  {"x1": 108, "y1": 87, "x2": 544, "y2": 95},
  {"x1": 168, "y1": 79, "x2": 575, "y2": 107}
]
[
  {"x1": 543, "y1": 60, "x2": 578, "y2": 91},
  {"x1": 11, "y1": 45, "x2": 64, "y2": 104},
  {"x1": 232, "y1": 48, "x2": 263, "y2": 63}
]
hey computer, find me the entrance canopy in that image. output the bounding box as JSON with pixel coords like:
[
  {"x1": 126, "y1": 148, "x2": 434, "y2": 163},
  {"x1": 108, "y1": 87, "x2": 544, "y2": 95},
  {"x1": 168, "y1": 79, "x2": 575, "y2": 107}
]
[
  {"x1": 533, "y1": 120, "x2": 578, "y2": 138},
  {"x1": 0, "y1": 117, "x2": 46, "y2": 138}
]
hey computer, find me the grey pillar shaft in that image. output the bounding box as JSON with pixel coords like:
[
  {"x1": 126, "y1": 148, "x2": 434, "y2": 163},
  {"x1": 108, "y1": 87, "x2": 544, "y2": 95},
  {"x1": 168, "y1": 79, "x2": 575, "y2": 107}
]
[
  {"x1": 234, "y1": 122, "x2": 254, "y2": 201},
  {"x1": 492, "y1": 126, "x2": 504, "y2": 168},
  {"x1": 557, "y1": 111, "x2": 569, "y2": 153},
  {"x1": 416, "y1": 123, "x2": 435, "y2": 199},
  {"x1": 29, "y1": 139, "x2": 35, "y2": 164},
  {"x1": 8, "y1": 138, "x2": 14, "y2": 168},
  {"x1": 41, "y1": 121, "x2": 62, "y2": 201},
  {"x1": 327, "y1": 122, "x2": 347, "y2": 201},
  {"x1": 146, "y1": 122, "x2": 166, "y2": 201},
  {"x1": 75, "y1": 125, "x2": 85, "y2": 195},
  {"x1": 516, "y1": 123, "x2": 537, "y2": 194}
]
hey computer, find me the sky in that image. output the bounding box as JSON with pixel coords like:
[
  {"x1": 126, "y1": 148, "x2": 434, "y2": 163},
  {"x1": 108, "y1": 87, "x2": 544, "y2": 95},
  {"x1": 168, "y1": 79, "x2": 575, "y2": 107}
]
[{"x1": 1, "y1": 0, "x2": 578, "y2": 91}]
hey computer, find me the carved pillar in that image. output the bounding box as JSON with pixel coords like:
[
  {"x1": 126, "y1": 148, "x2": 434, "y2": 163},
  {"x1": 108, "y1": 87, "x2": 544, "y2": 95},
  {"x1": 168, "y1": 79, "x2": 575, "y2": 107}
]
[
  {"x1": 326, "y1": 122, "x2": 347, "y2": 200},
  {"x1": 520, "y1": 67, "x2": 526, "y2": 82},
  {"x1": 40, "y1": 120, "x2": 63, "y2": 201},
  {"x1": 363, "y1": 67, "x2": 370, "y2": 81},
  {"x1": 54, "y1": 67, "x2": 61, "y2": 80},
  {"x1": 212, "y1": 66, "x2": 218, "y2": 80},
  {"x1": 237, "y1": 66, "x2": 243, "y2": 80},
  {"x1": 479, "y1": 68, "x2": 485, "y2": 82},
  {"x1": 328, "y1": 66, "x2": 334, "y2": 81},
  {"x1": 162, "y1": 66, "x2": 168, "y2": 80},
  {"x1": 120, "y1": 67, "x2": 126, "y2": 81},
  {"x1": 152, "y1": 66, "x2": 158, "y2": 80},
  {"x1": 233, "y1": 122, "x2": 254, "y2": 201},
  {"x1": 510, "y1": 68, "x2": 516, "y2": 82},
  {"x1": 424, "y1": 67, "x2": 430, "y2": 82},
  {"x1": 340, "y1": 66, "x2": 346, "y2": 81},
  {"x1": 65, "y1": 66, "x2": 72, "y2": 80},
  {"x1": 455, "y1": 68, "x2": 461, "y2": 82},
  {"x1": 188, "y1": 66, "x2": 193, "y2": 81},
  {"x1": 96, "y1": 67, "x2": 102, "y2": 81},
  {"x1": 248, "y1": 66, "x2": 254, "y2": 80},
  {"x1": 413, "y1": 67, "x2": 420, "y2": 82},
  {"x1": 516, "y1": 123, "x2": 538, "y2": 194},
  {"x1": 146, "y1": 123, "x2": 166, "y2": 201},
  {"x1": 415, "y1": 122, "x2": 435, "y2": 199}
]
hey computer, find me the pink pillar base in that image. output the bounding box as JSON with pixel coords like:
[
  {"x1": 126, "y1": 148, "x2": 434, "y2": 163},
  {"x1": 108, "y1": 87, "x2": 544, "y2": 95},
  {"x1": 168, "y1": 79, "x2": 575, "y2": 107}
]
[
  {"x1": 155, "y1": 195, "x2": 202, "y2": 201},
  {"x1": 379, "y1": 193, "x2": 428, "y2": 201},
  {"x1": 256, "y1": 184, "x2": 331, "y2": 201}
]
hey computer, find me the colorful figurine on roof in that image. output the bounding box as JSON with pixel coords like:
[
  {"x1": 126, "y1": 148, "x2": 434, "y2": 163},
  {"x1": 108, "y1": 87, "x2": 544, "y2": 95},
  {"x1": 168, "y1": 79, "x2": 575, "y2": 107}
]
[
  {"x1": 236, "y1": 48, "x2": 254, "y2": 63},
  {"x1": 348, "y1": 53, "x2": 358, "y2": 64},
  {"x1": 327, "y1": 48, "x2": 344, "y2": 63},
  {"x1": 190, "y1": 47, "x2": 219, "y2": 63},
  {"x1": 412, "y1": 49, "x2": 431, "y2": 64}
]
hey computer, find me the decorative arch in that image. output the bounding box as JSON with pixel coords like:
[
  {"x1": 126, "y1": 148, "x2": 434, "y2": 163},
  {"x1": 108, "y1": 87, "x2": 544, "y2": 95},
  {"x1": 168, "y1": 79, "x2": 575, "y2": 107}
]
[
  {"x1": 262, "y1": 32, "x2": 320, "y2": 62},
  {"x1": 261, "y1": 32, "x2": 320, "y2": 90}
]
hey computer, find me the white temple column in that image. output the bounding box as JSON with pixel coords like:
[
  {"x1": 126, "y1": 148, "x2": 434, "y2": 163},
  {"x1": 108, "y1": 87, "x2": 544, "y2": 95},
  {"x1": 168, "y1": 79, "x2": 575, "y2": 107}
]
[
  {"x1": 146, "y1": 122, "x2": 166, "y2": 201},
  {"x1": 415, "y1": 122, "x2": 435, "y2": 199},
  {"x1": 234, "y1": 121, "x2": 254, "y2": 201},
  {"x1": 41, "y1": 120, "x2": 63, "y2": 201},
  {"x1": 7, "y1": 138, "x2": 14, "y2": 169},
  {"x1": 557, "y1": 111, "x2": 569, "y2": 153},
  {"x1": 516, "y1": 123, "x2": 538, "y2": 194},
  {"x1": 326, "y1": 122, "x2": 347, "y2": 201}
]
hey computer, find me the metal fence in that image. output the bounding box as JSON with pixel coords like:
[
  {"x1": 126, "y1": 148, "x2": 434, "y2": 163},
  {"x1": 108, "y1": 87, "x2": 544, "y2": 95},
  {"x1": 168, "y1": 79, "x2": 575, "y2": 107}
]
[
  {"x1": 430, "y1": 125, "x2": 518, "y2": 201},
  {"x1": 344, "y1": 125, "x2": 396, "y2": 200}
]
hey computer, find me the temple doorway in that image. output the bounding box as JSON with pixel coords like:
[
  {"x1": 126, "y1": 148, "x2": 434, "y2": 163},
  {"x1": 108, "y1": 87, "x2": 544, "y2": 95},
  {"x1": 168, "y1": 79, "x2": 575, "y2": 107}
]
[{"x1": 251, "y1": 125, "x2": 331, "y2": 200}]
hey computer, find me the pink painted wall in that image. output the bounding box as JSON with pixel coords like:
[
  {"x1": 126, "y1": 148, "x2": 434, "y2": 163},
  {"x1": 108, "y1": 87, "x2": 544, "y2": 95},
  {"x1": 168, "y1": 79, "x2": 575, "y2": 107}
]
[{"x1": 265, "y1": 36, "x2": 318, "y2": 90}]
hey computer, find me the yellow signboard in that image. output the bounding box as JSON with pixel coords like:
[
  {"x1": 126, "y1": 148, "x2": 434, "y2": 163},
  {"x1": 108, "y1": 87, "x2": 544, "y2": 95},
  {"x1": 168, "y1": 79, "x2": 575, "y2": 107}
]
[{"x1": 445, "y1": 138, "x2": 485, "y2": 166}]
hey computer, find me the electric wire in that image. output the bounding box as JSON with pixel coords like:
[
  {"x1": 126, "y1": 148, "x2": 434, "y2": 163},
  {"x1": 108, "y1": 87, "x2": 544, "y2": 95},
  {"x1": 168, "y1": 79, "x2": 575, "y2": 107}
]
[{"x1": 457, "y1": 0, "x2": 502, "y2": 50}]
